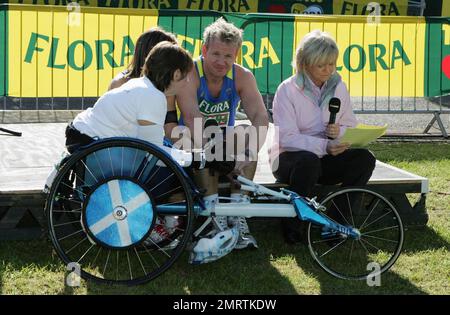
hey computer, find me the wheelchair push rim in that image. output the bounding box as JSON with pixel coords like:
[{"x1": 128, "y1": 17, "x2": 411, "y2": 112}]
[
  {"x1": 45, "y1": 138, "x2": 195, "y2": 285},
  {"x1": 307, "y1": 187, "x2": 404, "y2": 281}
]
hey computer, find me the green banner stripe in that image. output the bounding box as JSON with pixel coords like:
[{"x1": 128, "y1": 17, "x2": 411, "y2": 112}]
[
  {"x1": 239, "y1": 18, "x2": 294, "y2": 94},
  {"x1": 0, "y1": 5, "x2": 6, "y2": 97},
  {"x1": 158, "y1": 12, "x2": 294, "y2": 95},
  {"x1": 424, "y1": 17, "x2": 450, "y2": 97}
]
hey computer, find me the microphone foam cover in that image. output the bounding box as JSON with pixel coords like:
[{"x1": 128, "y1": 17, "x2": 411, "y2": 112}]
[{"x1": 328, "y1": 97, "x2": 341, "y2": 114}]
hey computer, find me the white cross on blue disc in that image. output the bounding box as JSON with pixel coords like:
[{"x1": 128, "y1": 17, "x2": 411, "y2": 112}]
[{"x1": 85, "y1": 179, "x2": 154, "y2": 248}]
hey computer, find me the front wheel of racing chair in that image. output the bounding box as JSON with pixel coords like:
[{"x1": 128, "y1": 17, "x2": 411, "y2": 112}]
[
  {"x1": 307, "y1": 187, "x2": 404, "y2": 280},
  {"x1": 45, "y1": 138, "x2": 196, "y2": 285}
]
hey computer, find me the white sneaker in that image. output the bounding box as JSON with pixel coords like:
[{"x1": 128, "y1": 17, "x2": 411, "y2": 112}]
[
  {"x1": 228, "y1": 216, "x2": 258, "y2": 249},
  {"x1": 164, "y1": 216, "x2": 180, "y2": 234},
  {"x1": 213, "y1": 215, "x2": 229, "y2": 232},
  {"x1": 144, "y1": 216, "x2": 180, "y2": 247}
]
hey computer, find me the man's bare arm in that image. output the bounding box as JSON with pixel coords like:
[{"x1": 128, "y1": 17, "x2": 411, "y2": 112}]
[
  {"x1": 236, "y1": 67, "x2": 269, "y2": 152},
  {"x1": 175, "y1": 68, "x2": 205, "y2": 149}
]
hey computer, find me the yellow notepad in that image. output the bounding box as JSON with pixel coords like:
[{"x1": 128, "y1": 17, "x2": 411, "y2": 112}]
[{"x1": 339, "y1": 124, "x2": 387, "y2": 146}]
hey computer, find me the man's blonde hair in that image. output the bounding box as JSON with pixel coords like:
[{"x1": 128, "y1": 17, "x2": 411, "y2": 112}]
[
  {"x1": 203, "y1": 17, "x2": 243, "y2": 48},
  {"x1": 295, "y1": 30, "x2": 339, "y2": 73}
]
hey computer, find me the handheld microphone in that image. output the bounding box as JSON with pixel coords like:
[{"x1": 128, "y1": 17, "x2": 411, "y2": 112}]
[{"x1": 328, "y1": 97, "x2": 341, "y2": 139}]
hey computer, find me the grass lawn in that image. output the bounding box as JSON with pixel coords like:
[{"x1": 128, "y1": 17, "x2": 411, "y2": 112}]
[{"x1": 0, "y1": 142, "x2": 449, "y2": 294}]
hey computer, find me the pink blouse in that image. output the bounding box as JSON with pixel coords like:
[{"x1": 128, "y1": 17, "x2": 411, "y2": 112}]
[{"x1": 269, "y1": 75, "x2": 357, "y2": 167}]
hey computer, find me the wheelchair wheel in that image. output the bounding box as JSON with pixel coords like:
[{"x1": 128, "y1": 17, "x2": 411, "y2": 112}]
[
  {"x1": 307, "y1": 187, "x2": 404, "y2": 281},
  {"x1": 45, "y1": 139, "x2": 195, "y2": 285}
]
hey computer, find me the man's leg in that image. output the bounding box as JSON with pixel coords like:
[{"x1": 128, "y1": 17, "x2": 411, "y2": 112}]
[
  {"x1": 191, "y1": 168, "x2": 228, "y2": 231},
  {"x1": 228, "y1": 124, "x2": 259, "y2": 248}
]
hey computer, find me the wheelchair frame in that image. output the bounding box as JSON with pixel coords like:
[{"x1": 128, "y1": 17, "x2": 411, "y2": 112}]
[{"x1": 45, "y1": 137, "x2": 404, "y2": 285}]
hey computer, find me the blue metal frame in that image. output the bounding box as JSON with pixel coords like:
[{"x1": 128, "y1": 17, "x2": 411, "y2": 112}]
[{"x1": 289, "y1": 192, "x2": 361, "y2": 240}]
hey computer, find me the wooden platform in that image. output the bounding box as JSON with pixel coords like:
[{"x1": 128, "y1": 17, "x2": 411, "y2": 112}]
[{"x1": 0, "y1": 122, "x2": 429, "y2": 240}]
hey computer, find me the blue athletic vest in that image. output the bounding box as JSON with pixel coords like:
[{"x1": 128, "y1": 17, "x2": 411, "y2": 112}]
[{"x1": 180, "y1": 57, "x2": 240, "y2": 127}]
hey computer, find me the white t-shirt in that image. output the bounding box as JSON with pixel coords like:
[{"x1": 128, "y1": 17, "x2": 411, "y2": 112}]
[{"x1": 73, "y1": 76, "x2": 167, "y2": 146}]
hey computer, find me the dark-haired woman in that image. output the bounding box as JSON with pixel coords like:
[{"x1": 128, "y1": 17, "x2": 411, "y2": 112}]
[
  {"x1": 65, "y1": 41, "x2": 193, "y2": 153},
  {"x1": 108, "y1": 27, "x2": 179, "y2": 141}
]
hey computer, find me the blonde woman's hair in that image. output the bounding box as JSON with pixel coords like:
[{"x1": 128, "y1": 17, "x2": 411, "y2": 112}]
[
  {"x1": 294, "y1": 30, "x2": 339, "y2": 73},
  {"x1": 203, "y1": 17, "x2": 243, "y2": 48}
]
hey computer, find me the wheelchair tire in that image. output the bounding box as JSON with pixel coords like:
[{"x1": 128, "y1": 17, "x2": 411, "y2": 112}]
[
  {"x1": 307, "y1": 187, "x2": 404, "y2": 281},
  {"x1": 45, "y1": 138, "x2": 195, "y2": 285}
]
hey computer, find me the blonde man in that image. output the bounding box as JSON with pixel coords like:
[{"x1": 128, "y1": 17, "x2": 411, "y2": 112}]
[{"x1": 176, "y1": 18, "x2": 269, "y2": 249}]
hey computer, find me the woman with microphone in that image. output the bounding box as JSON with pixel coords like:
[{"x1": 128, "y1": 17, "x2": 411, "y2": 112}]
[{"x1": 269, "y1": 30, "x2": 376, "y2": 244}]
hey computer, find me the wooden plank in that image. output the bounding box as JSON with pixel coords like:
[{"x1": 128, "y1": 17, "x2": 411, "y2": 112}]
[{"x1": 0, "y1": 123, "x2": 66, "y2": 194}]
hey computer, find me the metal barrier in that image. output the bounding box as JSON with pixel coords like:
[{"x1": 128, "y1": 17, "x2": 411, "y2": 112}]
[{"x1": 0, "y1": 4, "x2": 449, "y2": 136}]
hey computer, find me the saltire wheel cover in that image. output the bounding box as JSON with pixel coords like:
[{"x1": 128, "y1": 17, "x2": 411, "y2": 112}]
[{"x1": 84, "y1": 179, "x2": 153, "y2": 248}]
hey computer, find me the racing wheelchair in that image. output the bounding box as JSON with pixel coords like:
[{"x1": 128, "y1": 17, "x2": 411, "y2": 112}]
[{"x1": 45, "y1": 137, "x2": 404, "y2": 285}]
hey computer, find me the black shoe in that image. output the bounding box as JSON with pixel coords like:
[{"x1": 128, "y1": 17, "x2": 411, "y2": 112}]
[{"x1": 281, "y1": 218, "x2": 309, "y2": 245}]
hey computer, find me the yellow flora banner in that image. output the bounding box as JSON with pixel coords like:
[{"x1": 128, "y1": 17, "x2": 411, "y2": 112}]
[
  {"x1": 8, "y1": 6, "x2": 159, "y2": 97},
  {"x1": 293, "y1": 15, "x2": 426, "y2": 97},
  {"x1": 0, "y1": 4, "x2": 448, "y2": 101}
]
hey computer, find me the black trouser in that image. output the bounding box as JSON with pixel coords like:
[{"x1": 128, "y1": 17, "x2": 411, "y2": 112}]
[
  {"x1": 272, "y1": 149, "x2": 376, "y2": 243},
  {"x1": 65, "y1": 123, "x2": 95, "y2": 154}
]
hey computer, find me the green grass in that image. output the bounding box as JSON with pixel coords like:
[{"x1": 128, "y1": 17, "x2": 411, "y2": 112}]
[{"x1": 1, "y1": 143, "x2": 449, "y2": 294}]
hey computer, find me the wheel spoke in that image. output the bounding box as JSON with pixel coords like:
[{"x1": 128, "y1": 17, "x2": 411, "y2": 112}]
[
  {"x1": 358, "y1": 238, "x2": 370, "y2": 254},
  {"x1": 360, "y1": 210, "x2": 393, "y2": 232},
  {"x1": 346, "y1": 193, "x2": 355, "y2": 227},
  {"x1": 116, "y1": 251, "x2": 119, "y2": 281},
  {"x1": 66, "y1": 237, "x2": 88, "y2": 254},
  {"x1": 60, "y1": 182, "x2": 87, "y2": 198},
  {"x1": 137, "y1": 154, "x2": 157, "y2": 181},
  {"x1": 80, "y1": 159, "x2": 99, "y2": 185},
  {"x1": 330, "y1": 199, "x2": 351, "y2": 226},
  {"x1": 73, "y1": 171, "x2": 89, "y2": 189},
  {"x1": 53, "y1": 220, "x2": 82, "y2": 228},
  {"x1": 92, "y1": 247, "x2": 102, "y2": 266},
  {"x1": 360, "y1": 237, "x2": 384, "y2": 252},
  {"x1": 130, "y1": 148, "x2": 139, "y2": 177},
  {"x1": 141, "y1": 243, "x2": 161, "y2": 268},
  {"x1": 312, "y1": 236, "x2": 343, "y2": 244},
  {"x1": 358, "y1": 198, "x2": 381, "y2": 230},
  {"x1": 154, "y1": 185, "x2": 183, "y2": 200},
  {"x1": 134, "y1": 248, "x2": 147, "y2": 276},
  {"x1": 93, "y1": 152, "x2": 106, "y2": 180},
  {"x1": 144, "y1": 165, "x2": 162, "y2": 184},
  {"x1": 362, "y1": 225, "x2": 399, "y2": 235},
  {"x1": 102, "y1": 250, "x2": 111, "y2": 276},
  {"x1": 347, "y1": 240, "x2": 355, "y2": 263},
  {"x1": 362, "y1": 234, "x2": 399, "y2": 244},
  {"x1": 55, "y1": 196, "x2": 83, "y2": 204},
  {"x1": 319, "y1": 238, "x2": 347, "y2": 258},
  {"x1": 57, "y1": 229, "x2": 84, "y2": 241},
  {"x1": 77, "y1": 243, "x2": 95, "y2": 263},
  {"x1": 150, "y1": 173, "x2": 175, "y2": 192},
  {"x1": 121, "y1": 147, "x2": 124, "y2": 177},
  {"x1": 127, "y1": 251, "x2": 133, "y2": 280},
  {"x1": 143, "y1": 236, "x2": 172, "y2": 258},
  {"x1": 52, "y1": 209, "x2": 82, "y2": 213},
  {"x1": 108, "y1": 148, "x2": 115, "y2": 177}
]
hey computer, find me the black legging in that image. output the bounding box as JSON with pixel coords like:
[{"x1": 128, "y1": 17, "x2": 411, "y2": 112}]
[
  {"x1": 273, "y1": 148, "x2": 376, "y2": 197},
  {"x1": 272, "y1": 148, "x2": 376, "y2": 243},
  {"x1": 65, "y1": 123, "x2": 95, "y2": 154}
]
